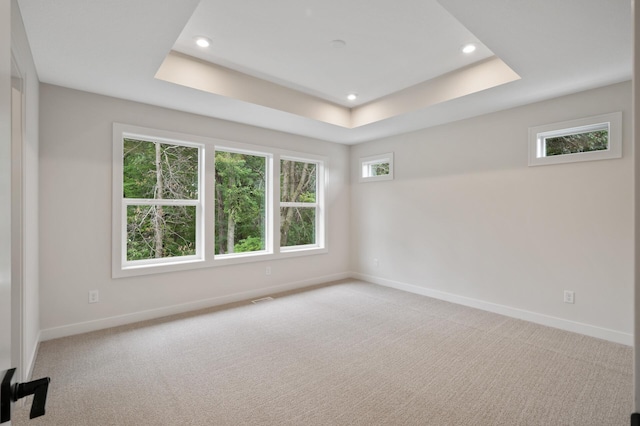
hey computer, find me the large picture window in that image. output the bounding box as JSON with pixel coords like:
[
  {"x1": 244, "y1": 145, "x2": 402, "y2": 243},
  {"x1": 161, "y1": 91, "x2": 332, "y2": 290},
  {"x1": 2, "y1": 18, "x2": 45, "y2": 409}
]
[{"x1": 113, "y1": 124, "x2": 326, "y2": 277}]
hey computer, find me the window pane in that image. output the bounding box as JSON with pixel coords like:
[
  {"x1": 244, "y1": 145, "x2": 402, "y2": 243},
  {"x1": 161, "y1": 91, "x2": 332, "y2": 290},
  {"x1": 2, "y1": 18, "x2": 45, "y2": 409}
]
[
  {"x1": 126, "y1": 205, "x2": 196, "y2": 261},
  {"x1": 280, "y1": 207, "x2": 315, "y2": 247},
  {"x1": 123, "y1": 139, "x2": 199, "y2": 200},
  {"x1": 544, "y1": 130, "x2": 608, "y2": 156},
  {"x1": 368, "y1": 161, "x2": 389, "y2": 176},
  {"x1": 281, "y1": 160, "x2": 316, "y2": 203},
  {"x1": 215, "y1": 151, "x2": 266, "y2": 255}
]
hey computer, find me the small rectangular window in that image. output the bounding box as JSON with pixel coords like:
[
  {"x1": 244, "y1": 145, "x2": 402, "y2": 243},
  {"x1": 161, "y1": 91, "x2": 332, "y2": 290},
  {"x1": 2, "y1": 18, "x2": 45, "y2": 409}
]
[
  {"x1": 360, "y1": 153, "x2": 394, "y2": 182},
  {"x1": 543, "y1": 126, "x2": 609, "y2": 157},
  {"x1": 529, "y1": 112, "x2": 621, "y2": 166}
]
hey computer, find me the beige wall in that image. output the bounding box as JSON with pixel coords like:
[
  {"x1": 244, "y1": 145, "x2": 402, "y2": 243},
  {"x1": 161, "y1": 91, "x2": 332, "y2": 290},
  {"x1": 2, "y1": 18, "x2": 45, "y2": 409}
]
[
  {"x1": 351, "y1": 81, "x2": 633, "y2": 344},
  {"x1": 38, "y1": 84, "x2": 351, "y2": 339}
]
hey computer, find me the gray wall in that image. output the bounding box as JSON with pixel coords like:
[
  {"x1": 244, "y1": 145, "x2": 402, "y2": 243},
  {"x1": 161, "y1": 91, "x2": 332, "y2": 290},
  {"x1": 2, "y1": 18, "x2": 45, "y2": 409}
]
[
  {"x1": 350, "y1": 81, "x2": 633, "y2": 344},
  {"x1": 38, "y1": 84, "x2": 351, "y2": 339},
  {"x1": 37, "y1": 78, "x2": 634, "y2": 347}
]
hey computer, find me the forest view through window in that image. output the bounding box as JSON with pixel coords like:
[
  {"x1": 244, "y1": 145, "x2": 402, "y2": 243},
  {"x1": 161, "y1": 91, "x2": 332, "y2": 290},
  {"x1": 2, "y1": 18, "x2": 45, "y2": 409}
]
[
  {"x1": 214, "y1": 150, "x2": 267, "y2": 255},
  {"x1": 123, "y1": 138, "x2": 200, "y2": 262},
  {"x1": 543, "y1": 128, "x2": 608, "y2": 156},
  {"x1": 114, "y1": 124, "x2": 327, "y2": 277},
  {"x1": 280, "y1": 159, "x2": 318, "y2": 247},
  {"x1": 528, "y1": 112, "x2": 621, "y2": 166}
]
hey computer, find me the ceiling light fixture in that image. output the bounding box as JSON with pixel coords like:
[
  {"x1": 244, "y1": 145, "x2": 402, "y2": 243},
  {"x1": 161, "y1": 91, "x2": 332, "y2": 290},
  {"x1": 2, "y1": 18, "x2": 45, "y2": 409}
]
[
  {"x1": 462, "y1": 43, "x2": 477, "y2": 54},
  {"x1": 194, "y1": 36, "x2": 211, "y2": 48},
  {"x1": 347, "y1": 93, "x2": 358, "y2": 101}
]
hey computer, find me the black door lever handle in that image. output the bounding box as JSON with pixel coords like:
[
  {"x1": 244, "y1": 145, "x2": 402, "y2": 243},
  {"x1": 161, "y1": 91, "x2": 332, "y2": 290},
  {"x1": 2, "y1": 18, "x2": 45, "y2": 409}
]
[
  {"x1": 13, "y1": 376, "x2": 51, "y2": 419},
  {"x1": 1, "y1": 368, "x2": 51, "y2": 422}
]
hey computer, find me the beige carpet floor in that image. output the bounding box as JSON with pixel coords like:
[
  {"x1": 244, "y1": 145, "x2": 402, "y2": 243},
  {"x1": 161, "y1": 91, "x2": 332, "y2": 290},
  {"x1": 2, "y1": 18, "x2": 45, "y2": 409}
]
[{"x1": 13, "y1": 280, "x2": 632, "y2": 425}]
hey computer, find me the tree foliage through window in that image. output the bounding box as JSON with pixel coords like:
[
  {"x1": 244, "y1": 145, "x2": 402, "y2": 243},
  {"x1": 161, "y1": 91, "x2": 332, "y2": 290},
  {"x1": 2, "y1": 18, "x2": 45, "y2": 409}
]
[
  {"x1": 123, "y1": 139, "x2": 198, "y2": 261},
  {"x1": 122, "y1": 138, "x2": 322, "y2": 264},
  {"x1": 214, "y1": 151, "x2": 266, "y2": 255},
  {"x1": 281, "y1": 159, "x2": 317, "y2": 247},
  {"x1": 545, "y1": 129, "x2": 608, "y2": 156}
]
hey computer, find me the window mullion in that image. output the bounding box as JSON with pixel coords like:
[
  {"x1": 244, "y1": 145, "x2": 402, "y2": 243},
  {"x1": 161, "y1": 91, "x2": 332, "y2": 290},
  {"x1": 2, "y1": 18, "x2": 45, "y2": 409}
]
[
  {"x1": 280, "y1": 202, "x2": 318, "y2": 208},
  {"x1": 123, "y1": 198, "x2": 199, "y2": 206},
  {"x1": 273, "y1": 154, "x2": 281, "y2": 253}
]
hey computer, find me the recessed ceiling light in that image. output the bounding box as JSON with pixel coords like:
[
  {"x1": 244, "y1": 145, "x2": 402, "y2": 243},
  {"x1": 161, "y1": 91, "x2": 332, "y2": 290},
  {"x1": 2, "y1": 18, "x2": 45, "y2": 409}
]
[
  {"x1": 347, "y1": 93, "x2": 358, "y2": 101},
  {"x1": 194, "y1": 36, "x2": 211, "y2": 48},
  {"x1": 462, "y1": 43, "x2": 477, "y2": 54}
]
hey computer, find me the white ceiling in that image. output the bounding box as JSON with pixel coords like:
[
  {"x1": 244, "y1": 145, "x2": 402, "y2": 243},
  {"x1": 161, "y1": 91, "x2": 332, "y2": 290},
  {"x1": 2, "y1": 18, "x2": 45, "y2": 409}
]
[
  {"x1": 172, "y1": 0, "x2": 495, "y2": 107},
  {"x1": 17, "y1": 0, "x2": 631, "y2": 145}
]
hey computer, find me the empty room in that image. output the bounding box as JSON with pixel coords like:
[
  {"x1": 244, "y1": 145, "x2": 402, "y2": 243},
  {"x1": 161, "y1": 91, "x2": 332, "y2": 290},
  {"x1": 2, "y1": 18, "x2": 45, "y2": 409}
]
[{"x1": 2, "y1": 0, "x2": 639, "y2": 425}]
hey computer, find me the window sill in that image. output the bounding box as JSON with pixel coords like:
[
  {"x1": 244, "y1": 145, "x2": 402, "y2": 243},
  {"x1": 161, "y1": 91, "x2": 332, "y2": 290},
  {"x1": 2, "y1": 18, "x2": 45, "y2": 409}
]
[{"x1": 113, "y1": 247, "x2": 328, "y2": 278}]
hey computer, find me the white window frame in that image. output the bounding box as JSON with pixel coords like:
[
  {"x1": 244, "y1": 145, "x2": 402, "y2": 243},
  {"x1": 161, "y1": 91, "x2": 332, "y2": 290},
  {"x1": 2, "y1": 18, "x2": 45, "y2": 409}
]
[
  {"x1": 360, "y1": 152, "x2": 394, "y2": 182},
  {"x1": 528, "y1": 112, "x2": 622, "y2": 166},
  {"x1": 112, "y1": 123, "x2": 327, "y2": 278},
  {"x1": 279, "y1": 155, "x2": 326, "y2": 253}
]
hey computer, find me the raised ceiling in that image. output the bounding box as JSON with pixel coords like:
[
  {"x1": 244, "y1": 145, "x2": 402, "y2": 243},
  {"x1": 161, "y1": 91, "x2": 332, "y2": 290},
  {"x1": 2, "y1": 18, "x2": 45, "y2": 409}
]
[
  {"x1": 172, "y1": 0, "x2": 497, "y2": 107},
  {"x1": 17, "y1": 0, "x2": 631, "y2": 144}
]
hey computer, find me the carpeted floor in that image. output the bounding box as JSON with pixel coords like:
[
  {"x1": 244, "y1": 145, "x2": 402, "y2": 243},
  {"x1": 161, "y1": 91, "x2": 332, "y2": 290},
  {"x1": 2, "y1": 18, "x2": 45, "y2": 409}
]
[{"x1": 13, "y1": 280, "x2": 632, "y2": 425}]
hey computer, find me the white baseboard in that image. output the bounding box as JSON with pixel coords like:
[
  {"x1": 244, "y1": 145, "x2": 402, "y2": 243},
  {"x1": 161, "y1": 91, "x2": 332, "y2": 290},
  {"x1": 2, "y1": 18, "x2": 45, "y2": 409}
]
[
  {"x1": 37, "y1": 271, "x2": 633, "y2": 346},
  {"x1": 351, "y1": 272, "x2": 633, "y2": 346},
  {"x1": 40, "y1": 272, "x2": 350, "y2": 341}
]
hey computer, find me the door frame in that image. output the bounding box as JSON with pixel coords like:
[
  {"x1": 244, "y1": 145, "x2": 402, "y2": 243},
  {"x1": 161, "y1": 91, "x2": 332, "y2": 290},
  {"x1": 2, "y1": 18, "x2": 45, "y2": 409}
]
[
  {"x1": 0, "y1": 0, "x2": 14, "y2": 422},
  {"x1": 10, "y1": 52, "x2": 24, "y2": 384}
]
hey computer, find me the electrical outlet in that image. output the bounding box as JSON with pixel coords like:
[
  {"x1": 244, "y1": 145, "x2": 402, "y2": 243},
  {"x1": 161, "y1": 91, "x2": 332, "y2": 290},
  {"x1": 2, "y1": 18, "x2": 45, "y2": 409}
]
[
  {"x1": 266, "y1": 266, "x2": 271, "y2": 276},
  {"x1": 373, "y1": 258, "x2": 379, "y2": 268},
  {"x1": 563, "y1": 290, "x2": 575, "y2": 304},
  {"x1": 88, "y1": 290, "x2": 99, "y2": 304}
]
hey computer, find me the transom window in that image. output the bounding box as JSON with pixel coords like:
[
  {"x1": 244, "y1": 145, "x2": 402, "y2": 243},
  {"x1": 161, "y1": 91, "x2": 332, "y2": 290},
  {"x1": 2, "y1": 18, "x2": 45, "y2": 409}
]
[
  {"x1": 113, "y1": 124, "x2": 327, "y2": 277},
  {"x1": 541, "y1": 124, "x2": 608, "y2": 157},
  {"x1": 528, "y1": 112, "x2": 622, "y2": 166},
  {"x1": 360, "y1": 152, "x2": 394, "y2": 182}
]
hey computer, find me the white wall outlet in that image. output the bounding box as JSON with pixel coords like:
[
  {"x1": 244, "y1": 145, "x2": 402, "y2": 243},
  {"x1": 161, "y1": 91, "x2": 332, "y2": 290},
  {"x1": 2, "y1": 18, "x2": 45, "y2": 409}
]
[
  {"x1": 563, "y1": 290, "x2": 575, "y2": 304},
  {"x1": 266, "y1": 266, "x2": 271, "y2": 276},
  {"x1": 373, "y1": 258, "x2": 379, "y2": 268},
  {"x1": 88, "y1": 290, "x2": 99, "y2": 304}
]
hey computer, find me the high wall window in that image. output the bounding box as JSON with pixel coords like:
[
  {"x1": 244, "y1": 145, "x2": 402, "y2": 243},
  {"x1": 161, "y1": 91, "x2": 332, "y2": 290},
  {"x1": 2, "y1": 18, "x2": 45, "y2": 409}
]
[
  {"x1": 528, "y1": 112, "x2": 622, "y2": 166},
  {"x1": 113, "y1": 124, "x2": 326, "y2": 278},
  {"x1": 360, "y1": 152, "x2": 393, "y2": 182}
]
